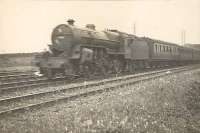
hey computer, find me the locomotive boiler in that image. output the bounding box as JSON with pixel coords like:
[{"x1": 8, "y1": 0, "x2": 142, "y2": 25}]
[
  {"x1": 36, "y1": 19, "x2": 200, "y2": 78},
  {"x1": 37, "y1": 19, "x2": 128, "y2": 77}
]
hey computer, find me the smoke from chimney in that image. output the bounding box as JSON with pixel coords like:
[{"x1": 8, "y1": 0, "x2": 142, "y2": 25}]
[{"x1": 67, "y1": 19, "x2": 75, "y2": 26}]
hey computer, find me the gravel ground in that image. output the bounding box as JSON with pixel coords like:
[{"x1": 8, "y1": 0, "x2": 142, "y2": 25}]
[{"x1": 0, "y1": 68, "x2": 200, "y2": 133}]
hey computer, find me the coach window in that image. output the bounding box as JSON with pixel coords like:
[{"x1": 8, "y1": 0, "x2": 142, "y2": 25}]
[
  {"x1": 156, "y1": 44, "x2": 158, "y2": 52},
  {"x1": 159, "y1": 45, "x2": 161, "y2": 52},
  {"x1": 156, "y1": 45, "x2": 159, "y2": 52},
  {"x1": 166, "y1": 46, "x2": 168, "y2": 52},
  {"x1": 155, "y1": 44, "x2": 157, "y2": 53},
  {"x1": 171, "y1": 47, "x2": 173, "y2": 54}
]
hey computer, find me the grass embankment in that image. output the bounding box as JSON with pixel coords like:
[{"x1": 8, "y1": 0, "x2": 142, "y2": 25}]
[{"x1": 0, "y1": 69, "x2": 200, "y2": 133}]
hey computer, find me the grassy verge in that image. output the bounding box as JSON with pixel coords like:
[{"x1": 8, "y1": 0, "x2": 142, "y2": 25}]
[{"x1": 0, "y1": 69, "x2": 200, "y2": 133}]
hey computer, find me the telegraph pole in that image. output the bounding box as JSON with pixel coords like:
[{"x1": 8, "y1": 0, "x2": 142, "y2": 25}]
[
  {"x1": 181, "y1": 30, "x2": 186, "y2": 45},
  {"x1": 133, "y1": 22, "x2": 136, "y2": 35}
]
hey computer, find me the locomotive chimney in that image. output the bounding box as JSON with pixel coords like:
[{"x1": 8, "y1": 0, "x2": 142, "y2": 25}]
[
  {"x1": 86, "y1": 24, "x2": 96, "y2": 30},
  {"x1": 67, "y1": 19, "x2": 75, "y2": 26}
]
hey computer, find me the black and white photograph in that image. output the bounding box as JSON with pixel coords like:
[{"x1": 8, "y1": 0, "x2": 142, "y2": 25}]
[{"x1": 0, "y1": 0, "x2": 200, "y2": 132}]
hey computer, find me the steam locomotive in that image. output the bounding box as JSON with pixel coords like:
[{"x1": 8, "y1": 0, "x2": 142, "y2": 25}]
[{"x1": 35, "y1": 19, "x2": 200, "y2": 78}]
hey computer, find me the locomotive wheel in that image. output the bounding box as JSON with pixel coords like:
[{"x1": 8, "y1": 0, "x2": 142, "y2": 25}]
[
  {"x1": 39, "y1": 68, "x2": 44, "y2": 74},
  {"x1": 126, "y1": 61, "x2": 134, "y2": 73},
  {"x1": 131, "y1": 62, "x2": 136, "y2": 72},
  {"x1": 81, "y1": 62, "x2": 93, "y2": 78},
  {"x1": 100, "y1": 65, "x2": 108, "y2": 76},
  {"x1": 46, "y1": 69, "x2": 54, "y2": 79},
  {"x1": 113, "y1": 59, "x2": 123, "y2": 74}
]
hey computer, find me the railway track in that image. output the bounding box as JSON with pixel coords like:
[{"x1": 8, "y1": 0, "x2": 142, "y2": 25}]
[
  {"x1": 0, "y1": 76, "x2": 47, "y2": 88},
  {"x1": 0, "y1": 65, "x2": 198, "y2": 117},
  {"x1": 0, "y1": 70, "x2": 36, "y2": 76},
  {"x1": 0, "y1": 68, "x2": 164, "y2": 93},
  {"x1": 0, "y1": 75, "x2": 79, "y2": 94},
  {"x1": 0, "y1": 66, "x2": 170, "y2": 90},
  {"x1": 0, "y1": 70, "x2": 37, "y2": 84},
  {"x1": 0, "y1": 74, "x2": 41, "y2": 83},
  {"x1": 0, "y1": 71, "x2": 24, "y2": 76}
]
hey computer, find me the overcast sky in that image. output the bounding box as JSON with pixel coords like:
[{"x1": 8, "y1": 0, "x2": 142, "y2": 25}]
[{"x1": 0, "y1": 0, "x2": 200, "y2": 53}]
